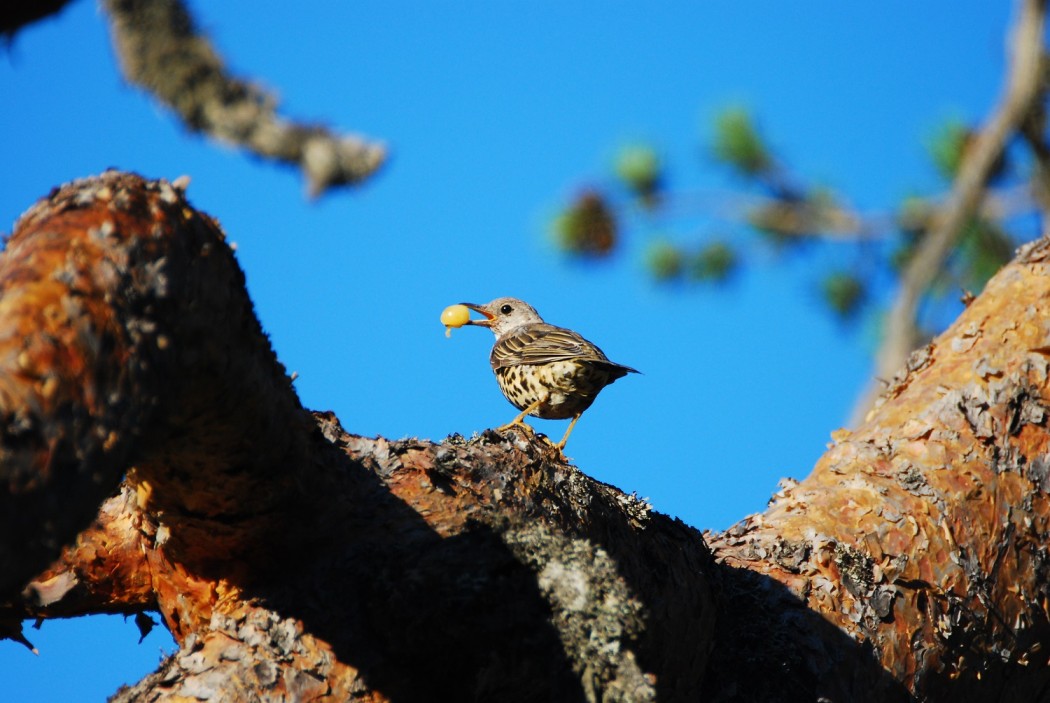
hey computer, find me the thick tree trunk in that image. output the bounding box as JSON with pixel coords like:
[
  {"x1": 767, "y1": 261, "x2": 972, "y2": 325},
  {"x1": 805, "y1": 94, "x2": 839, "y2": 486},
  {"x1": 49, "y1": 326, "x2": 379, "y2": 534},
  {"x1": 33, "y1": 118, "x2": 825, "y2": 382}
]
[
  {"x1": 706, "y1": 237, "x2": 1050, "y2": 701},
  {"x1": 1, "y1": 172, "x2": 1049, "y2": 701}
]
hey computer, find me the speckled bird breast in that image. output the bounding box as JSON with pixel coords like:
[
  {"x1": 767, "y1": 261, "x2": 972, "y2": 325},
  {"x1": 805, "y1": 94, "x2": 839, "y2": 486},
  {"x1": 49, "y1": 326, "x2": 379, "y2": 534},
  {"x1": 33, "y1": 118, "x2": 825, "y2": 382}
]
[{"x1": 494, "y1": 361, "x2": 622, "y2": 419}]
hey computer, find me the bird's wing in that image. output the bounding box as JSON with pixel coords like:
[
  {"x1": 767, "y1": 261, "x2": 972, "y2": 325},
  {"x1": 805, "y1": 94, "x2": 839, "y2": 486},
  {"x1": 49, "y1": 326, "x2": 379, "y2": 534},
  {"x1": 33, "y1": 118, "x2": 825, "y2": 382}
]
[{"x1": 491, "y1": 324, "x2": 628, "y2": 370}]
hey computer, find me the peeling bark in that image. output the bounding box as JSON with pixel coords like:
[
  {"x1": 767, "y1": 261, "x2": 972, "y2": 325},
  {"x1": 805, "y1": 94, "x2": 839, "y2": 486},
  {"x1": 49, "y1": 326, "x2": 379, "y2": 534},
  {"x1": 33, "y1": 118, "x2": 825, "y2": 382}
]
[
  {"x1": 2, "y1": 171, "x2": 1050, "y2": 701},
  {"x1": 708, "y1": 238, "x2": 1050, "y2": 700}
]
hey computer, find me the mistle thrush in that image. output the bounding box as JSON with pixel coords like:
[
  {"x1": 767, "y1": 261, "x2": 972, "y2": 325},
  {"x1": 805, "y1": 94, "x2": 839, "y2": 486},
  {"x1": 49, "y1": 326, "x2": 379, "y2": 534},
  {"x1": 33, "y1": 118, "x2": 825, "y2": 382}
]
[{"x1": 461, "y1": 297, "x2": 639, "y2": 449}]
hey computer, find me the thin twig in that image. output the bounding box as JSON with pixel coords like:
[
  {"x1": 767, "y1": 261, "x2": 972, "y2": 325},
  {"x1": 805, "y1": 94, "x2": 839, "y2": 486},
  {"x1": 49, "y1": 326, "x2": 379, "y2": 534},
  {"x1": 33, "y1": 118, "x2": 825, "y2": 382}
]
[{"x1": 623, "y1": 183, "x2": 1038, "y2": 242}]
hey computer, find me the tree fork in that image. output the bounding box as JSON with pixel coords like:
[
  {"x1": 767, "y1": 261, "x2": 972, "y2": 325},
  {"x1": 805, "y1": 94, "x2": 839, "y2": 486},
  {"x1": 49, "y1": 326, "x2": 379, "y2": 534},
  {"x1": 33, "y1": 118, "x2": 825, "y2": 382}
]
[
  {"x1": 2, "y1": 171, "x2": 1050, "y2": 701},
  {"x1": 0, "y1": 172, "x2": 717, "y2": 701}
]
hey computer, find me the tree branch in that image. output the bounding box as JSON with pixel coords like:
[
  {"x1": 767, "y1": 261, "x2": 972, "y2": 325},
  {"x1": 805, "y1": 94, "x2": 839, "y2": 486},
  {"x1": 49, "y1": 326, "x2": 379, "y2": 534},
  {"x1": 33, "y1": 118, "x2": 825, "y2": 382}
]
[
  {"x1": 708, "y1": 233, "x2": 1050, "y2": 699},
  {"x1": 102, "y1": 0, "x2": 386, "y2": 197},
  {"x1": 0, "y1": 0, "x2": 76, "y2": 37},
  {"x1": 4, "y1": 172, "x2": 1050, "y2": 700},
  {"x1": 0, "y1": 172, "x2": 717, "y2": 700},
  {"x1": 0, "y1": 170, "x2": 310, "y2": 599},
  {"x1": 871, "y1": 0, "x2": 1049, "y2": 412},
  {"x1": 634, "y1": 184, "x2": 1037, "y2": 242}
]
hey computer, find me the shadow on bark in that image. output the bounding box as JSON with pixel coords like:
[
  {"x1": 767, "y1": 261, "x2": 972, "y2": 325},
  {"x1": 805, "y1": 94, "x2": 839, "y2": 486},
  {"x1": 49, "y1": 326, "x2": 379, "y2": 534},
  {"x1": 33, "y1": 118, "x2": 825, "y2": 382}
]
[
  {"x1": 249, "y1": 433, "x2": 589, "y2": 701},
  {"x1": 703, "y1": 562, "x2": 914, "y2": 703}
]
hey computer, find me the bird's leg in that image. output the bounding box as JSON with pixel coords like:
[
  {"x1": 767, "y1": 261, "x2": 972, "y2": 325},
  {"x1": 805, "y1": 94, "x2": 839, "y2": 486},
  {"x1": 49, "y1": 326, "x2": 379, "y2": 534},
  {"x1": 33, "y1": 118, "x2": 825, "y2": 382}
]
[
  {"x1": 555, "y1": 413, "x2": 583, "y2": 450},
  {"x1": 497, "y1": 399, "x2": 542, "y2": 433}
]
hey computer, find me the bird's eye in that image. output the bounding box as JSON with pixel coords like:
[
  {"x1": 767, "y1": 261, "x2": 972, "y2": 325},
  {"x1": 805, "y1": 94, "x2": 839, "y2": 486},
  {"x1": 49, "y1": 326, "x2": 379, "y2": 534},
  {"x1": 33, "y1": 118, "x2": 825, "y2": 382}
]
[{"x1": 500, "y1": 304, "x2": 513, "y2": 314}]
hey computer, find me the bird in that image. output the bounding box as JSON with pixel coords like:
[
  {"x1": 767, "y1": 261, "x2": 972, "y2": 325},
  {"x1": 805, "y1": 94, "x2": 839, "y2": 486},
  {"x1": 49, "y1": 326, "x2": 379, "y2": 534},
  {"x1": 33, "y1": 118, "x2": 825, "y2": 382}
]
[{"x1": 460, "y1": 297, "x2": 639, "y2": 450}]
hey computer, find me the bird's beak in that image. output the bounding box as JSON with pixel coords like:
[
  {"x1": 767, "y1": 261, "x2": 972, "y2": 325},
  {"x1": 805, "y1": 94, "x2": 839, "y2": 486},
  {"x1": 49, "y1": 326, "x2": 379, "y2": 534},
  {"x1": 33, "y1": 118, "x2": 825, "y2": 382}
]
[{"x1": 460, "y1": 302, "x2": 494, "y2": 327}]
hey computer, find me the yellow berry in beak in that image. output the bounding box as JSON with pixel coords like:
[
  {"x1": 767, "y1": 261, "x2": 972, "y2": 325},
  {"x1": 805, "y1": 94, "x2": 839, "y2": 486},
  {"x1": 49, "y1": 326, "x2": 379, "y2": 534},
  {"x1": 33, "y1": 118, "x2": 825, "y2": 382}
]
[{"x1": 441, "y1": 304, "x2": 471, "y2": 337}]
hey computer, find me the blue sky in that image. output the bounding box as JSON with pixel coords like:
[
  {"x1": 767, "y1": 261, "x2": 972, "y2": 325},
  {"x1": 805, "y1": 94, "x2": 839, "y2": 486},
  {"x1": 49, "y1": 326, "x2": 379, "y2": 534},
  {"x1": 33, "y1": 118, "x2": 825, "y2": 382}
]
[{"x1": 0, "y1": 1, "x2": 1014, "y2": 699}]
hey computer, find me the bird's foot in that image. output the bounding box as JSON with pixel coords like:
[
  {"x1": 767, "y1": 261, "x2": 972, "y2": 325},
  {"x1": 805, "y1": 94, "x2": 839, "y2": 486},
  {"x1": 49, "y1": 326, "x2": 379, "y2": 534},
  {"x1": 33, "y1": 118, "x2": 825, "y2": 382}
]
[
  {"x1": 496, "y1": 419, "x2": 536, "y2": 435},
  {"x1": 548, "y1": 445, "x2": 572, "y2": 462},
  {"x1": 494, "y1": 416, "x2": 576, "y2": 461}
]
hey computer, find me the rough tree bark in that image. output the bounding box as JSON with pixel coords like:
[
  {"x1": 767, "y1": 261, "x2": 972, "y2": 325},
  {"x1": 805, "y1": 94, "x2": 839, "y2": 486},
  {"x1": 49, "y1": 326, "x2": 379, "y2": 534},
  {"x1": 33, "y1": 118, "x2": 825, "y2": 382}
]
[{"x1": 1, "y1": 171, "x2": 1050, "y2": 702}]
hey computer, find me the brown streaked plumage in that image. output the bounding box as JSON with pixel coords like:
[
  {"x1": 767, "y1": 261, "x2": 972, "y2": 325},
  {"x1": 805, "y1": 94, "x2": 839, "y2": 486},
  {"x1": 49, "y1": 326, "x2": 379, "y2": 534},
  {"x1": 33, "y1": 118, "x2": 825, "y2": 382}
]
[{"x1": 461, "y1": 297, "x2": 638, "y2": 449}]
